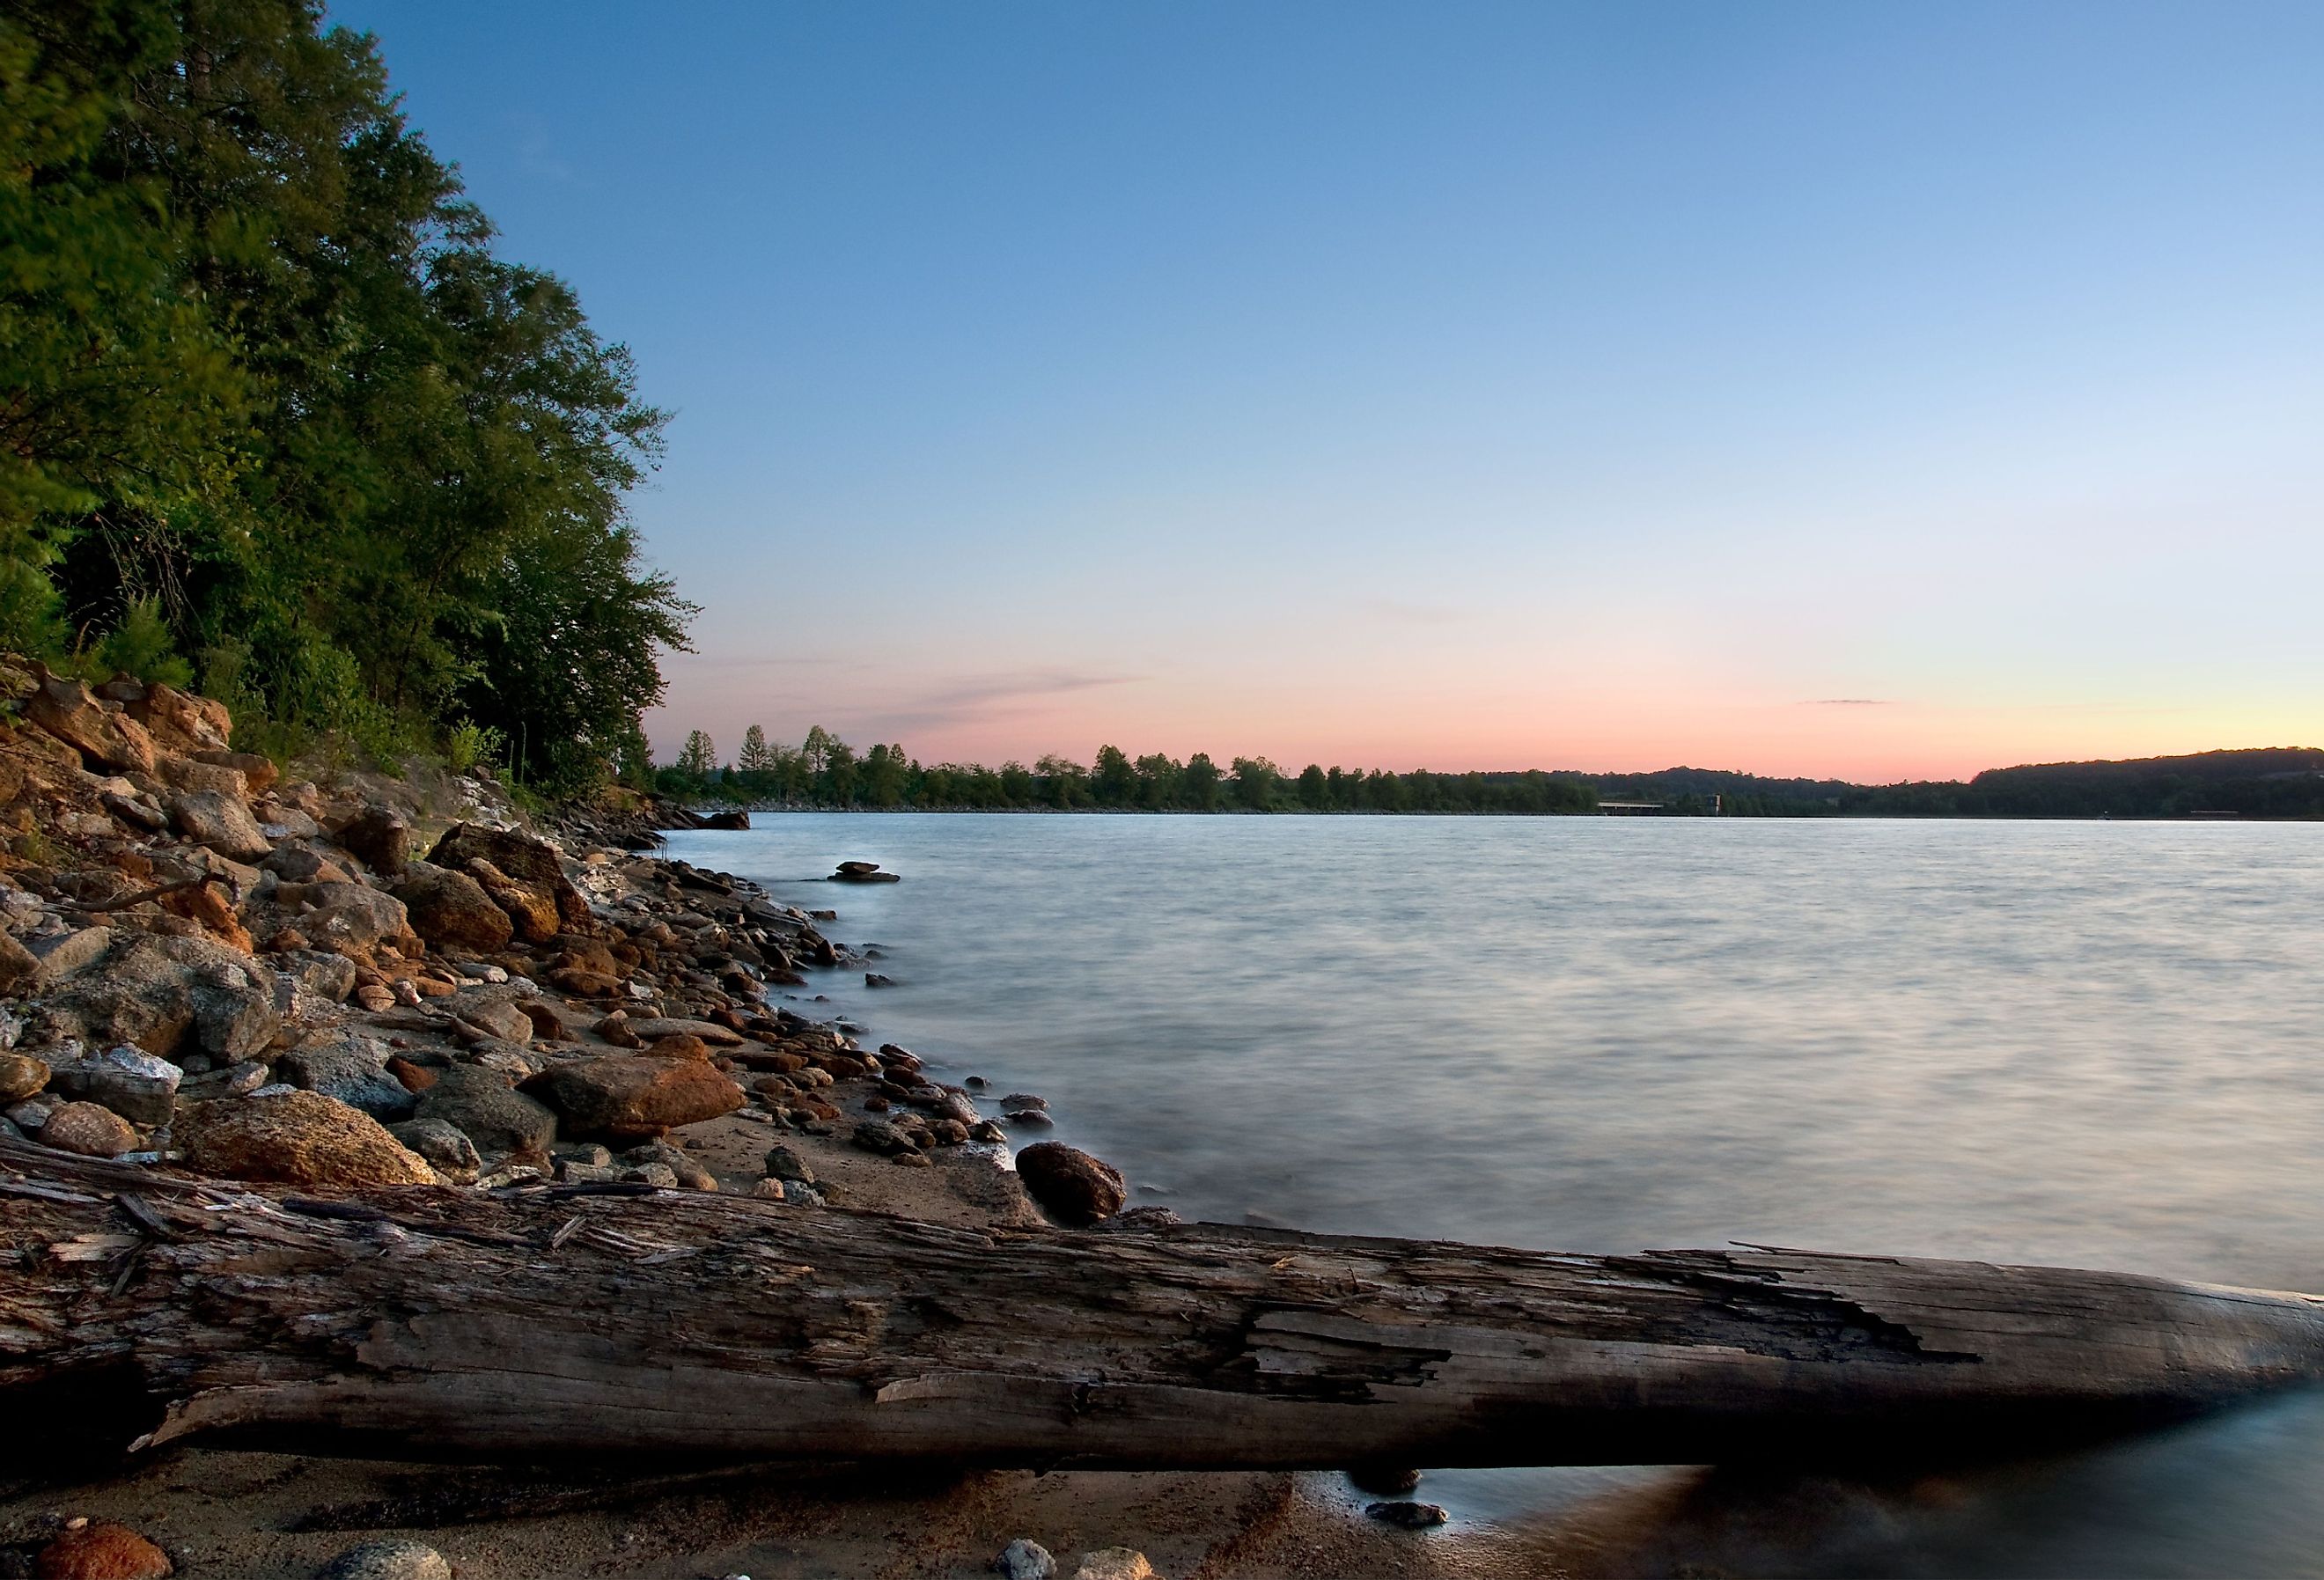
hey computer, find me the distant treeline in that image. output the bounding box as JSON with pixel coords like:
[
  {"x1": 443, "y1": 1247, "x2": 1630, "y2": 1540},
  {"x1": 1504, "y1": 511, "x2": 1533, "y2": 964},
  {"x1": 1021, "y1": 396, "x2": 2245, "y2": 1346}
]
[{"x1": 661, "y1": 731, "x2": 2324, "y2": 819}]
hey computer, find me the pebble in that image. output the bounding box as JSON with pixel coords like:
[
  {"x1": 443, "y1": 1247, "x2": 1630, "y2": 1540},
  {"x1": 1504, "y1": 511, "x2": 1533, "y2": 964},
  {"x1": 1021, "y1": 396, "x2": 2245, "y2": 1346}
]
[
  {"x1": 748, "y1": 1177, "x2": 787, "y2": 1201},
  {"x1": 1365, "y1": 1500, "x2": 1449, "y2": 1529},
  {"x1": 762, "y1": 1144, "x2": 814, "y2": 1184},
  {"x1": 317, "y1": 1539, "x2": 452, "y2": 1580},
  {"x1": 994, "y1": 1538, "x2": 1056, "y2": 1579}
]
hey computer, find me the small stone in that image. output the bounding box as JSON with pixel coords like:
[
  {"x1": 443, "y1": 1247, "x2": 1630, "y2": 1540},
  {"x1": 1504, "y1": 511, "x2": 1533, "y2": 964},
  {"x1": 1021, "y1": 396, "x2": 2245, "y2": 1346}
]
[
  {"x1": 1070, "y1": 1550, "x2": 1154, "y2": 1580},
  {"x1": 994, "y1": 1539, "x2": 1056, "y2": 1580},
  {"x1": 619, "y1": 1161, "x2": 680, "y2": 1188},
  {"x1": 1004, "y1": 1108, "x2": 1055, "y2": 1128},
  {"x1": 1364, "y1": 1500, "x2": 1448, "y2": 1529},
  {"x1": 851, "y1": 1119, "x2": 917, "y2": 1157},
  {"x1": 0, "y1": 1050, "x2": 49, "y2": 1103},
  {"x1": 317, "y1": 1538, "x2": 452, "y2": 1580},
  {"x1": 1016, "y1": 1142, "x2": 1127, "y2": 1226},
  {"x1": 891, "y1": 1150, "x2": 931, "y2": 1167},
  {"x1": 864, "y1": 972, "x2": 895, "y2": 988},
  {"x1": 39, "y1": 1100, "x2": 138, "y2": 1157},
  {"x1": 748, "y1": 1177, "x2": 787, "y2": 1201},
  {"x1": 968, "y1": 1120, "x2": 1007, "y2": 1144},
  {"x1": 34, "y1": 1521, "x2": 173, "y2": 1578},
  {"x1": 761, "y1": 1144, "x2": 815, "y2": 1184},
  {"x1": 48, "y1": 1045, "x2": 181, "y2": 1126},
  {"x1": 388, "y1": 1118, "x2": 482, "y2": 1183}
]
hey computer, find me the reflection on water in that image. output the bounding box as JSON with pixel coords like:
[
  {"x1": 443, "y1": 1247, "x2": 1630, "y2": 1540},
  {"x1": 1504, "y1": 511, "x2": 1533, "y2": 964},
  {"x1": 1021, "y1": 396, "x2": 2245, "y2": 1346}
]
[{"x1": 661, "y1": 815, "x2": 2324, "y2": 1576}]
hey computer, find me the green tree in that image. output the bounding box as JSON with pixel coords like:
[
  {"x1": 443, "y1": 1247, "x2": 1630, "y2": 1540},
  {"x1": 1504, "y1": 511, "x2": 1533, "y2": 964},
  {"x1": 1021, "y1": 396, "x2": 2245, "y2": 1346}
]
[
  {"x1": 1296, "y1": 762, "x2": 1329, "y2": 810},
  {"x1": 738, "y1": 724, "x2": 773, "y2": 774},
  {"x1": 674, "y1": 729, "x2": 717, "y2": 777},
  {"x1": 1092, "y1": 744, "x2": 1136, "y2": 806},
  {"x1": 1230, "y1": 755, "x2": 1281, "y2": 811},
  {"x1": 1183, "y1": 752, "x2": 1223, "y2": 811}
]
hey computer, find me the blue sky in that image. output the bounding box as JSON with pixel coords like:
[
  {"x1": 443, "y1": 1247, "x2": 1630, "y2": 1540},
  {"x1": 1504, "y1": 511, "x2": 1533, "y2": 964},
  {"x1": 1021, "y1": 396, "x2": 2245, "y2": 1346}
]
[{"x1": 333, "y1": 0, "x2": 2323, "y2": 778}]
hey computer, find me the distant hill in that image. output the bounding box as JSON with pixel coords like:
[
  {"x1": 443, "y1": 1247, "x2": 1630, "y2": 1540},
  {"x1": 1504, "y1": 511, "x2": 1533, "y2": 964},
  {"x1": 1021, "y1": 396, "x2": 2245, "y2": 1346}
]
[{"x1": 1574, "y1": 748, "x2": 2324, "y2": 819}]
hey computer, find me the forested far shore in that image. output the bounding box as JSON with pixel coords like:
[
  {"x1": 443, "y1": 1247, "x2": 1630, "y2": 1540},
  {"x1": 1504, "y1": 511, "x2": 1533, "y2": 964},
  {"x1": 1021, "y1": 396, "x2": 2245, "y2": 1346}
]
[{"x1": 659, "y1": 729, "x2": 2324, "y2": 819}]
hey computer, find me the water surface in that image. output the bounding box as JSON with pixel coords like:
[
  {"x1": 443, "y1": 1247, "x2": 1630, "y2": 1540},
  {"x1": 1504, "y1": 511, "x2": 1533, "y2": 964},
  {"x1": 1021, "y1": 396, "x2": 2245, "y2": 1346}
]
[{"x1": 660, "y1": 814, "x2": 2324, "y2": 1576}]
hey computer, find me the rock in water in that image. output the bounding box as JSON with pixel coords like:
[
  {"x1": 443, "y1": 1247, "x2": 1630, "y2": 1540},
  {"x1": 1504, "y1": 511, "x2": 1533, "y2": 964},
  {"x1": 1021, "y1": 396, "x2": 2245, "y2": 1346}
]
[
  {"x1": 519, "y1": 1055, "x2": 743, "y2": 1141},
  {"x1": 1070, "y1": 1551, "x2": 1153, "y2": 1580},
  {"x1": 317, "y1": 1540, "x2": 452, "y2": 1580},
  {"x1": 1015, "y1": 1142, "x2": 1127, "y2": 1226},
  {"x1": 1364, "y1": 1500, "x2": 1449, "y2": 1529},
  {"x1": 174, "y1": 1091, "x2": 437, "y2": 1187},
  {"x1": 38, "y1": 1100, "x2": 138, "y2": 1157},
  {"x1": 994, "y1": 1539, "x2": 1056, "y2": 1579},
  {"x1": 34, "y1": 1522, "x2": 173, "y2": 1578}
]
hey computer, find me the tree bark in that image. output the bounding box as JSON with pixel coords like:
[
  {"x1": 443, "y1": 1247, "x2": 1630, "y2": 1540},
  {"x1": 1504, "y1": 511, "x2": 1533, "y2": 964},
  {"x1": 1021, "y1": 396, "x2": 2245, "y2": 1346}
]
[{"x1": 4, "y1": 1135, "x2": 2321, "y2": 1470}]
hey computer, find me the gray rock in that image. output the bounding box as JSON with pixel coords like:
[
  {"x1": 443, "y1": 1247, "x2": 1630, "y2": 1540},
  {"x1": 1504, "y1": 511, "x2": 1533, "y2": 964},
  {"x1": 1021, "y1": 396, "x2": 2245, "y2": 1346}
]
[
  {"x1": 388, "y1": 1118, "x2": 482, "y2": 1182},
  {"x1": 334, "y1": 808, "x2": 413, "y2": 878},
  {"x1": 996, "y1": 1539, "x2": 1056, "y2": 1579},
  {"x1": 298, "y1": 884, "x2": 411, "y2": 952},
  {"x1": 620, "y1": 1161, "x2": 680, "y2": 1188},
  {"x1": 411, "y1": 1062, "x2": 557, "y2": 1157},
  {"x1": 277, "y1": 949, "x2": 359, "y2": 1003},
  {"x1": 171, "y1": 789, "x2": 272, "y2": 861},
  {"x1": 24, "y1": 925, "x2": 114, "y2": 986},
  {"x1": 458, "y1": 996, "x2": 533, "y2": 1044},
  {"x1": 48, "y1": 1045, "x2": 181, "y2": 1126},
  {"x1": 280, "y1": 1032, "x2": 415, "y2": 1122},
  {"x1": 624, "y1": 1137, "x2": 716, "y2": 1190},
  {"x1": 851, "y1": 1119, "x2": 918, "y2": 1157},
  {"x1": 318, "y1": 1539, "x2": 452, "y2": 1580},
  {"x1": 1364, "y1": 1500, "x2": 1448, "y2": 1529},
  {"x1": 40, "y1": 932, "x2": 278, "y2": 1062},
  {"x1": 762, "y1": 1143, "x2": 815, "y2": 1184},
  {"x1": 554, "y1": 1143, "x2": 613, "y2": 1168}
]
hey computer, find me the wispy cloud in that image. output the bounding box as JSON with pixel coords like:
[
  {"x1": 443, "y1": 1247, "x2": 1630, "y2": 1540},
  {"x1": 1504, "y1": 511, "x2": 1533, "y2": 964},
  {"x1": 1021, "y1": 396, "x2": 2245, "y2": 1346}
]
[
  {"x1": 858, "y1": 671, "x2": 1145, "y2": 739},
  {"x1": 1802, "y1": 698, "x2": 1892, "y2": 706}
]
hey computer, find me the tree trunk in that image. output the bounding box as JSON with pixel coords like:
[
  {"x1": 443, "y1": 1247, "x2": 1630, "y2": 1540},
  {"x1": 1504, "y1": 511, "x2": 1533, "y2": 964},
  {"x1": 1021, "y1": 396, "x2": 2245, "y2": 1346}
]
[{"x1": 4, "y1": 1136, "x2": 2321, "y2": 1470}]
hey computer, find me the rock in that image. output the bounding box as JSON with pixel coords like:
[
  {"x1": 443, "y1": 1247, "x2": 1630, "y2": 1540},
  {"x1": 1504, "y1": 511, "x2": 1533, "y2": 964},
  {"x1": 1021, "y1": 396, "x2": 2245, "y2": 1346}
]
[
  {"x1": 169, "y1": 790, "x2": 272, "y2": 862},
  {"x1": 518, "y1": 1000, "x2": 567, "y2": 1040},
  {"x1": 297, "y1": 884, "x2": 412, "y2": 952},
  {"x1": 1015, "y1": 1142, "x2": 1126, "y2": 1227},
  {"x1": 392, "y1": 861, "x2": 513, "y2": 952},
  {"x1": 386, "y1": 1119, "x2": 482, "y2": 1185},
  {"x1": 1347, "y1": 1465, "x2": 1423, "y2": 1495},
  {"x1": 520, "y1": 1055, "x2": 743, "y2": 1141},
  {"x1": 26, "y1": 669, "x2": 158, "y2": 773},
  {"x1": 0, "y1": 1050, "x2": 48, "y2": 1103},
  {"x1": 195, "y1": 749, "x2": 279, "y2": 795},
  {"x1": 158, "y1": 754, "x2": 249, "y2": 799},
  {"x1": 263, "y1": 842, "x2": 353, "y2": 885},
  {"x1": 646, "y1": 1032, "x2": 709, "y2": 1061},
  {"x1": 1070, "y1": 1551, "x2": 1153, "y2": 1580},
  {"x1": 277, "y1": 949, "x2": 359, "y2": 1003},
  {"x1": 624, "y1": 1016, "x2": 745, "y2": 1047},
  {"x1": 33, "y1": 1521, "x2": 173, "y2": 1578},
  {"x1": 335, "y1": 808, "x2": 412, "y2": 878},
  {"x1": 624, "y1": 1137, "x2": 717, "y2": 1190},
  {"x1": 1004, "y1": 1109, "x2": 1055, "y2": 1128},
  {"x1": 460, "y1": 996, "x2": 534, "y2": 1044},
  {"x1": 851, "y1": 1119, "x2": 918, "y2": 1157},
  {"x1": 412, "y1": 1063, "x2": 558, "y2": 1157},
  {"x1": 124, "y1": 680, "x2": 230, "y2": 755},
  {"x1": 1001, "y1": 1093, "x2": 1048, "y2": 1110},
  {"x1": 748, "y1": 1177, "x2": 786, "y2": 1200},
  {"x1": 175, "y1": 1090, "x2": 437, "y2": 1187},
  {"x1": 40, "y1": 932, "x2": 279, "y2": 1062},
  {"x1": 0, "y1": 928, "x2": 37, "y2": 990},
  {"x1": 24, "y1": 925, "x2": 114, "y2": 987},
  {"x1": 429, "y1": 824, "x2": 590, "y2": 933},
  {"x1": 48, "y1": 1046, "x2": 180, "y2": 1126},
  {"x1": 1364, "y1": 1501, "x2": 1448, "y2": 1530},
  {"x1": 968, "y1": 1120, "x2": 1007, "y2": 1144},
  {"x1": 39, "y1": 1100, "x2": 138, "y2": 1157},
  {"x1": 156, "y1": 878, "x2": 254, "y2": 952},
  {"x1": 864, "y1": 972, "x2": 896, "y2": 988},
  {"x1": 464, "y1": 856, "x2": 561, "y2": 942},
  {"x1": 702, "y1": 810, "x2": 751, "y2": 830},
  {"x1": 279, "y1": 1032, "x2": 415, "y2": 1121},
  {"x1": 621, "y1": 1160, "x2": 680, "y2": 1187},
  {"x1": 762, "y1": 1143, "x2": 815, "y2": 1184},
  {"x1": 995, "y1": 1540, "x2": 1057, "y2": 1579},
  {"x1": 316, "y1": 1539, "x2": 451, "y2": 1580}
]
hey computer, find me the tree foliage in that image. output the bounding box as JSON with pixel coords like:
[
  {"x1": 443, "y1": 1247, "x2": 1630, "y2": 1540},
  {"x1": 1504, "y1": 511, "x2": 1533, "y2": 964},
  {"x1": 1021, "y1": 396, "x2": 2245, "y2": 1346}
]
[{"x1": 0, "y1": 0, "x2": 692, "y2": 789}]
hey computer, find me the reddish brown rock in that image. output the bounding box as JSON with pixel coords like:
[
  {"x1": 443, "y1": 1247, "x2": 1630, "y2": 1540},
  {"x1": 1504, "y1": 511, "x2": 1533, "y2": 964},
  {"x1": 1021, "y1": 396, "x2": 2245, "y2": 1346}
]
[
  {"x1": 35, "y1": 1522, "x2": 173, "y2": 1579},
  {"x1": 386, "y1": 1055, "x2": 438, "y2": 1092},
  {"x1": 1015, "y1": 1142, "x2": 1128, "y2": 1227},
  {"x1": 520, "y1": 1054, "x2": 744, "y2": 1141},
  {"x1": 429, "y1": 823, "x2": 590, "y2": 932},
  {"x1": 194, "y1": 748, "x2": 278, "y2": 795},
  {"x1": 26, "y1": 670, "x2": 157, "y2": 774},
  {"x1": 174, "y1": 1091, "x2": 437, "y2": 1187},
  {"x1": 125, "y1": 680, "x2": 231, "y2": 755},
  {"x1": 646, "y1": 1032, "x2": 710, "y2": 1061},
  {"x1": 39, "y1": 1101, "x2": 138, "y2": 1158},
  {"x1": 0, "y1": 1049, "x2": 48, "y2": 1103},
  {"x1": 391, "y1": 861, "x2": 513, "y2": 952},
  {"x1": 335, "y1": 806, "x2": 411, "y2": 878}
]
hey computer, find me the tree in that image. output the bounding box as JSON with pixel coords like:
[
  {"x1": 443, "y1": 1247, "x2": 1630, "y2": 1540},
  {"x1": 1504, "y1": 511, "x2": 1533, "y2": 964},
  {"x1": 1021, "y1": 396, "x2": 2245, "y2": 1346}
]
[
  {"x1": 1296, "y1": 763, "x2": 1329, "y2": 810},
  {"x1": 674, "y1": 729, "x2": 717, "y2": 777},
  {"x1": 1183, "y1": 752, "x2": 1223, "y2": 811},
  {"x1": 737, "y1": 725, "x2": 772, "y2": 775},
  {"x1": 1092, "y1": 745, "x2": 1135, "y2": 806},
  {"x1": 1231, "y1": 756, "x2": 1281, "y2": 811}
]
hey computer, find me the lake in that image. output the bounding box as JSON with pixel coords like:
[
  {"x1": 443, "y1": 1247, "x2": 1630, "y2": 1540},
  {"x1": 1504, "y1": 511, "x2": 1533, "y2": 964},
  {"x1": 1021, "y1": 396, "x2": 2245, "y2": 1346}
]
[{"x1": 658, "y1": 813, "x2": 2324, "y2": 1577}]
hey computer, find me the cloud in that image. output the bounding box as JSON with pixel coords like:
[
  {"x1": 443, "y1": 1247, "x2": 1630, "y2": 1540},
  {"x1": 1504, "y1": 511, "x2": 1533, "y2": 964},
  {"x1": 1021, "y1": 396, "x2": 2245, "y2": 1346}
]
[
  {"x1": 1802, "y1": 698, "x2": 1892, "y2": 706},
  {"x1": 856, "y1": 671, "x2": 1145, "y2": 739}
]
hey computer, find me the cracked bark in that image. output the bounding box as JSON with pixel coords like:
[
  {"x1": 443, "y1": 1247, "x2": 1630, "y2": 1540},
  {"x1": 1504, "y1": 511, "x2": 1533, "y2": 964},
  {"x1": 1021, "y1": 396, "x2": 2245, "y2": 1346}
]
[{"x1": 5, "y1": 1137, "x2": 2321, "y2": 1470}]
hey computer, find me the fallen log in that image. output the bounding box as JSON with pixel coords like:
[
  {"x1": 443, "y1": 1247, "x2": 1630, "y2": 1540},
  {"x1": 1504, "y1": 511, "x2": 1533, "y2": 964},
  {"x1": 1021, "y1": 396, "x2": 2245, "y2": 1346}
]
[{"x1": 4, "y1": 1135, "x2": 2321, "y2": 1470}]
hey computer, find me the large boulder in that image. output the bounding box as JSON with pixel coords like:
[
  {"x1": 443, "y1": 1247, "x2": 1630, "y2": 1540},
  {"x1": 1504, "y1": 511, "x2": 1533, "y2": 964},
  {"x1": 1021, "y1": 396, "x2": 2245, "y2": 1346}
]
[
  {"x1": 293, "y1": 883, "x2": 413, "y2": 953},
  {"x1": 520, "y1": 1054, "x2": 743, "y2": 1142},
  {"x1": 24, "y1": 668, "x2": 157, "y2": 773},
  {"x1": 335, "y1": 807, "x2": 411, "y2": 878},
  {"x1": 1014, "y1": 1142, "x2": 1127, "y2": 1226},
  {"x1": 170, "y1": 790, "x2": 271, "y2": 861},
  {"x1": 195, "y1": 748, "x2": 278, "y2": 795},
  {"x1": 391, "y1": 861, "x2": 512, "y2": 952},
  {"x1": 175, "y1": 1091, "x2": 436, "y2": 1187},
  {"x1": 411, "y1": 1062, "x2": 557, "y2": 1157},
  {"x1": 430, "y1": 824, "x2": 591, "y2": 937},
  {"x1": 278, "y1": 1031, "x2": 415, "y2": 1121},
  {"x1": 124, "y1": 679, "x2": 232, "y2": 754},
  {"x1": 40, "y1": 933, "x2": 279, "y2": 1062}
]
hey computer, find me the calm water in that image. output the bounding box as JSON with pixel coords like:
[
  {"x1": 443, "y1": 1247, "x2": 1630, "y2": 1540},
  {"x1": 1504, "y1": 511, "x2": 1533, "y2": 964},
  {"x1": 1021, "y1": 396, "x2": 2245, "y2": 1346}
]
[{"x1": 659, "y1": 814, "x2": 2324, "y2": 1576}]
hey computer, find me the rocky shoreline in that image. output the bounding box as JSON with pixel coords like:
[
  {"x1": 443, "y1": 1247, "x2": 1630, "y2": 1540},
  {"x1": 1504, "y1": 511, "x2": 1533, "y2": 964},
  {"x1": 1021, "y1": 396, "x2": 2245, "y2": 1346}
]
[{"x1": 0, "y1": 660, "x2": 1235, "y2": 1579}]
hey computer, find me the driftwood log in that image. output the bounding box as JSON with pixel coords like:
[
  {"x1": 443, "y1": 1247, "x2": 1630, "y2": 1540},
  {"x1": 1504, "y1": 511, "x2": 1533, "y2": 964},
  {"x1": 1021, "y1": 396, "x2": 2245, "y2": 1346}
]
[{"x1": 4, "y1": 1136, "x2": 2321, "y2": 1470}]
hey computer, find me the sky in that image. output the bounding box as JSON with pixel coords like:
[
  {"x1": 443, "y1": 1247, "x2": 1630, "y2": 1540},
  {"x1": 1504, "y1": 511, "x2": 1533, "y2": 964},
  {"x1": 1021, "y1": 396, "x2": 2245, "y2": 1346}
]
[{"x1": 333, "y1": 0, "x2": 2323, "y2": 783}]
